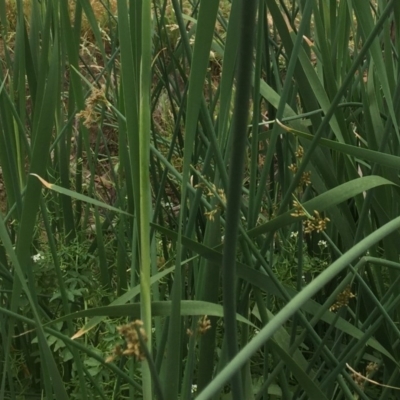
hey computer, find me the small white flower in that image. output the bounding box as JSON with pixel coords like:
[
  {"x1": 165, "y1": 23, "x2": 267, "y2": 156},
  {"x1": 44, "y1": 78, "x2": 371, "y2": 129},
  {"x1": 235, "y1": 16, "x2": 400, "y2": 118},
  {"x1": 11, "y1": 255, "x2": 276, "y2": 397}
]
[
  {"x1": 32, "y1": 253, "x2": 44, "y2": 263},
  {"x1": 290, "y1": 231, "x2": 298, "y2": 239},
  {"x1": 191, "y1": 384, "x2": 198, "y2": 393},
  {"x1": 318, "y1": 240, "x2": 327, "y2": 248}
]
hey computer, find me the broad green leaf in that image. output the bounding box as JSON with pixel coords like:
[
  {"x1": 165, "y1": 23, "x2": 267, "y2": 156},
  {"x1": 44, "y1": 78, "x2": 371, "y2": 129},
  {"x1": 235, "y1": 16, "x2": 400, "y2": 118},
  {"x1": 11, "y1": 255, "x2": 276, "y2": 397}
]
[{"x1": 248, "y1": 176, "x2": 397, "y2": 238}]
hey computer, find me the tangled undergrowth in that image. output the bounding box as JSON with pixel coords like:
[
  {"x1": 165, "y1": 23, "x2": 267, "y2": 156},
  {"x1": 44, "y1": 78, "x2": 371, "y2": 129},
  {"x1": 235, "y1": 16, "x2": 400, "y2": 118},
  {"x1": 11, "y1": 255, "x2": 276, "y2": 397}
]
[{"x1": 0, "y1": 0, "x2": 399, "y2": 399}]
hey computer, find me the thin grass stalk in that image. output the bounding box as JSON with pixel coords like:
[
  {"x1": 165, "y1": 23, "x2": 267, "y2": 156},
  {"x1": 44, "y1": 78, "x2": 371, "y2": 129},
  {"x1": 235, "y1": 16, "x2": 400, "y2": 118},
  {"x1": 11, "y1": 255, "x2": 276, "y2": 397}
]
[
  {"x1": 254, "y1": 0, "x2": 314, "y2": 221},
  {"x1": 196, "y1": 215, "x2": 221, "y2": 392},
  {"x1": 116, "y1": 0, "x2": 140, "y2": 224},
  {"x1": 181, "y1": 318, "x2": 198, "y2": 400},
  {"x1": 94, "y1": 207, "x2": 111, "y2": 294},
  {"x1": 139, "y1": 0, "x2": 153, "y2": 397},
  {"x1": 221, "y1": 0, "x2": 257, "y2": 398},
  {"x1": 117, "y1": 219, "x2": 128, "y2": 295},
  {"x1": 0, "y1": 95, "x2": 23, "y2": 219},
  {"x1": 134, "y1": 324, "x2": 164, "y2": 400},
  {"x1": 217, "y1": 0, "x2": 240, "y2": 153},
  {"x1": 59, "y1": 0, "x2": 88, "y2": 240},
  {"x1": 248, "y1": 0, "x2": 265, "y2": 228},
  {"x1": 289, "y1": 222, "x2": 303, "y2": 346},
  {"x1": 116, "y1": 5, "x2": 145, "y2": 398},
  {"x1": 163, "y1": 1, "x2": 219, "y2": 397}
]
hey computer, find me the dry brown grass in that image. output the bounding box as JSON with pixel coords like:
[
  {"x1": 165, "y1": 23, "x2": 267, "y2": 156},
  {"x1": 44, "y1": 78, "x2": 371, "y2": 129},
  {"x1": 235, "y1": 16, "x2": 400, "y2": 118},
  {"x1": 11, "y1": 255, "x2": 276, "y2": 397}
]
[{"x1": 3, "y1": 0, "x2": 117, "y2": 34}]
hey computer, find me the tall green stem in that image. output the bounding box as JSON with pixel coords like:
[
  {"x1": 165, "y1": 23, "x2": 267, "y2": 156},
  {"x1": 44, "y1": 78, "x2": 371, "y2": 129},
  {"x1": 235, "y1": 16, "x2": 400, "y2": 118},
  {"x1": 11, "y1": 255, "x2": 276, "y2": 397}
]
[
  {"x1": 139, "y1": 0, "x2": 153, "y2": 397},
  {"x1": 221, "y1": 0, "x2": 257, "y2": 398}
]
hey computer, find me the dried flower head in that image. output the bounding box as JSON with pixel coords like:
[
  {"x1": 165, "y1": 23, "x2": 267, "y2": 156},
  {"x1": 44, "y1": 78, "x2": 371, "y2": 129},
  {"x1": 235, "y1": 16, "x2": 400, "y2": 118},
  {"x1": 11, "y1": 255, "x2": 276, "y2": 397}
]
[
  {"x1": 290, "y1": 200, "x2": 306, "y2": 217},
  {"x1": 196, "y1": 180, "x2": 227, "y2": 221},
  {"x1": 105, "y1": 344, "x2": 123, "y2": 363},
  {"x1": 303, "y1": 210, "x2": 330, "y2": 234},
  {"x1": 300, "y1": 171, "x2": 311, "y2": 186},
  {"x1": 106, "y1": 320, "x2": 148, "y2": 362},
  {"x1": 76, "y1": 85, "x2": 110, "y2": 128},
  {"x1": 351, "y1": 370, "x2": 365, "y2": 389},
  {"x1": 330, "y1": 286, "x2": 356, "y2": 311},
  {"x1": 288, "y1": 163, "x2": 298, "y2": 173},
  {"x1": 204, "y1": 208, "x2": 218, "y2": 221},
  {"x1": 313, "y1": 211, "x2": 330, "y2": 233},
  {"x1": 303, "y1": 219, "x2": 315, "y2": 234},
  {"x1": 197, "y1": 315, "x2": 211, "y2": 335},
  {"x1": 295, "y1": 145, "x2": 304, "y2": 159},
  {"x1": 366, "y1": 362, "x2": 378, "y2": 377}
]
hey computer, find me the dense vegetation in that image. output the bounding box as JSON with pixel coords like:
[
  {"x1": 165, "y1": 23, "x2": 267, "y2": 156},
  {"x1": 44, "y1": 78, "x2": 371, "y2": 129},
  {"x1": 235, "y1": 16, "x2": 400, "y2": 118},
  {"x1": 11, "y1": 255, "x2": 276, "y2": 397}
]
[{"x1": 0, "y1": 0, "x2": 400, "y2": 399}]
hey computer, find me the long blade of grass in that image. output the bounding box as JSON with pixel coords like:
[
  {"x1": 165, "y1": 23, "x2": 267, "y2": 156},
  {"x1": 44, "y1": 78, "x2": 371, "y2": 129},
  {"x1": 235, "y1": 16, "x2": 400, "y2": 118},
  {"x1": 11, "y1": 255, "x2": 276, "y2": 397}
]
[{"x1": 221, "y1": 0, "x2": 257, "y2": 397}]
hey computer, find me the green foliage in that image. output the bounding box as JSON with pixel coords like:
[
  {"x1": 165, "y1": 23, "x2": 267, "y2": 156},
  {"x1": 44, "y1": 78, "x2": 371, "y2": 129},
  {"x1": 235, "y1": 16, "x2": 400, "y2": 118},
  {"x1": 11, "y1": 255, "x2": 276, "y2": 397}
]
[{"x1": 1, "y1": 0, "x2": 400, "y2": 399}]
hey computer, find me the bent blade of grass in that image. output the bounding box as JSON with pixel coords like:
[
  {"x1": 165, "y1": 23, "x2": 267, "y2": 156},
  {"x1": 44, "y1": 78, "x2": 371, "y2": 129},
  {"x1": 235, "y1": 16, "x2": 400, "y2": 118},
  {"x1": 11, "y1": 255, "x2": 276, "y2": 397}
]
[
  {"x1": 277, "y1": 121, "x2": 400, "y2": 170},
  {"x1": 154, "y1": 224, "x2": 395, "y2": 363},
  {"x1": 47, "y1": 300, "x2": 257, "y2": 329},
  {"x1": 31, "y1": 174, "x2": 133, "y2": 216},
  {"x1": 70, "y1": 265, "x2": 175, "y2": 339},
  {"x1": 197, "y1": 215, "x2": 400, "y2": 400}
]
